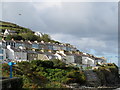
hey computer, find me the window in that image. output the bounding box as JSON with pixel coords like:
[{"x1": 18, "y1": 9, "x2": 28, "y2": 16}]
[
  {"x1": 0, "y1": 56, "x2": 3, "y2": 60},
  {"x1": 0, "y1": 49, "x2": 3, "y2": 54},
  {"x1": 32, "y1": 44, "x2": 38, "y2": 49}
]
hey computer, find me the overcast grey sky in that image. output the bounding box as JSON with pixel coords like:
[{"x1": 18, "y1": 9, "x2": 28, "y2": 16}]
[{"x1": 1, "y1": 1, "x2": 118, "y2": 64}]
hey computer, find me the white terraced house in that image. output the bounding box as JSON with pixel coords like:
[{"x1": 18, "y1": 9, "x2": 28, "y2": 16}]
[
  {"x1": 0, "y1": 47, "x2": 7, "y2": 62},
  {"x1": 4, "y1": 29, "x2": 17, "y2": 36},
  {"x1": 82, "y1": 55, "x2": 95, "y2": 67},
  {"x1": 6, "y1": 45, "x2": 27, "y2": 62}
]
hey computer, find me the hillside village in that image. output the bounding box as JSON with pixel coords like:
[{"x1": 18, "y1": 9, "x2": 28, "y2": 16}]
[{"x1": 0, "y1": 21, "x2": 106, "y2": 69}]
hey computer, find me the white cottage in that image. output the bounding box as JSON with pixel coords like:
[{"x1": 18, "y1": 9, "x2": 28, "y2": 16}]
[
  {"x1": 54, "y1": 50, "x2": 66, "y2": 62},
  {"x1": 4, "y1": 29, "x2": 17, "y2": 36},
  {"x1": 34, "y1": 32, "x2": 43, "y2": 37},
  {"x1": 6, "y1": 45, "x2": 27, "y2": 62},
  {"x1": 82, "y1": 55, "x2": 95, "y2": 67},
  {"x1": 95, "y1": 57, "x2": 106, "y2": 65},
  {"x1": 65, "y1": 55, "x2": 75, "y2": 64}
]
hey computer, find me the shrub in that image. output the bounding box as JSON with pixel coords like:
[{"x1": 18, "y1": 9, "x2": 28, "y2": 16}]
[
  {"x1": 42, "y1": 61, "x2": 54, "y2": 68},
  {"x1": 2, "y1": 60, "x2": 87, "y2": 88},
  {"x1": 31, "y1": 60, "x2": 53, "y2": 68},
  {"x1": 2, "y1": 63, "x2": 9, "y2": 77},
  {"x1": 5, "y1": 34, "x2": 24, "y2": 40},
  {"x1": 52, "y1": 59, "x2": 66, "y2": 68},
  {"x1": 66, "y1": 71, "x2": 86, "y2": 84},
  {"x1": 45, "y1": 82, "x2": 64, "y2": 88}
]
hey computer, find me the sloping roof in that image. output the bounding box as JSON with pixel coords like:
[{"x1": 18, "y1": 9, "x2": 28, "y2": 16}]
[
  {"x1": 14, "y1": 40, "x2": 23, "y2": 43},
  {"x1": 57, "y1": 53, "x2": 66, "y2": 57},
  {"x1": 3, "y1": 40, "x2": 15, "y2": 43},
  {"x1": 94, "y1": 57, "x2": 106, "y2": 60},
  {"x1": 26, "y1": 50, "x2": 37, "y2": 54},
  {"x1": 36, "y1": 51, "x2": 45, "y2": 54},
  {"x1": 7, "y1": 30, "x2": 16, "y2": 33},
  {"x1": 11, "y1": 47, "x2": 27, "y2": 52}
]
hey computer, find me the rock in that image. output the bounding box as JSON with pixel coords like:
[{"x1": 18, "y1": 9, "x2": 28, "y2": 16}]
[{"x1": 84, "y1": 70, "x2": 101, "y2": 87}]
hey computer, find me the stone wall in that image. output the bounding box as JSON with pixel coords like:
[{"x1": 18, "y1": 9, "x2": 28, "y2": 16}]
[{"x1": 0, "y1": 77, "x2": 23, "y2": 89}]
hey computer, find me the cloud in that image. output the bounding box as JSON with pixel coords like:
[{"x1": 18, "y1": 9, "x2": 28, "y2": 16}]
[
  {"x1": 51, "y1": 33, "x2": 118, "y2": 56},
  {"x1": 32, "y1": 0, "x2": 63, "y2": 11},
  {"x1": 1, "y1": 2, "x2": 118, "y2": 57}
]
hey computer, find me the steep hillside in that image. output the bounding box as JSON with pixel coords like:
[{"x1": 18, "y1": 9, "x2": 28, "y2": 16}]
[
  {"x1": 0, "y1": 21, "x2": 33, "y2": 33},
  {"x1": 93, "y1": 63, "x2": 120, "y2": 86},
  {"x1": 0, "y1": 21, "x2": 60, "y2": 43},
  {"x1": 2, "y1": 60, "x2": 86, "y2": 88}
]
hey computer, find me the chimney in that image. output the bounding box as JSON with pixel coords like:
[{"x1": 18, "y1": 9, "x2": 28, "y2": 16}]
[
  {"x1": 41, "y1": 41, "x2": 44, "y2": 43},
  {"x1": 59, "y1": 50, "x2": 66, "y2": 56},
  {"x1": 2, "y1": 38, "x2": 4, "y2": 41},
  {"x1": 56, "y1": 51, "x2": 59, "y2": 53},
  {"x1": 11, "y1": 38, "x2": 14, "y2": 41},
  {"x1": 28, "y1": 40, "x2": 32, "y2": 44},
  {"x1": 48, "y1": 50, "x2": 52, "y2": 53},
  {"x1": 76, "y1": 51, "x2": 80, "y2": 54},
  {"x1": 21, "y1": 40, "x2": 23, "y2": 42},
  {"x1": 69, "y1": 51, "x2": 73, "y2": 54},
  {"x1": 41, "y1": 49, "x2": 44, "y2": 53},
  {"x1": 34, "y1": 41, "x2": 38, "y2": 43},
  {"x1": 19, "y1": 46, "x2": 23, "y2": 50},
  {"x1": 32, "y1": 48, "x2": 36, "y2": 51},
  {"x1": 28, "y1": 40, "x2": 30, "y2": 43},
  {"x1": 59, "y1": 50, "x2": 64, "y2": 54}
]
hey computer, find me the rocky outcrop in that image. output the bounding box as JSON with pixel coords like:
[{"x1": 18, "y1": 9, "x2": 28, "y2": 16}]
[
  {"x1": 1, "y1": 77, "x2": 23, "y2": 89},
  {"x1": 83, "y1": 64, "x2": 120, "y2": 87},
  {"x1": 84, "y1": 70, "x2": 101, "y2": 87},
  {"x1": 93, "y1": 64, "x2": 120, "y2": 87}
]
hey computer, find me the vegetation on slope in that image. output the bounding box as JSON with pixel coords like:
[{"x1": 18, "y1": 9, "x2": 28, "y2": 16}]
[
  {"x1": 0, "y1": 21, "x2": 33, "y2": 33},
  {"x1": 93, "y1": 63, "x2": 120, "y2": 86},
  {"x1": 0, "y1": 21, "x2": 60, "y2": 43},
  {"x1": 2, "y1": 60, "x2": 86, "y2": 88}
]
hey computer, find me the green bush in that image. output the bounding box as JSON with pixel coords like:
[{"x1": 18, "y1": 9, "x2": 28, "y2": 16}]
[
  {"x1": 42, "y1": 60, "x2": 54, "y2": 68},
  {"x1": 93, "y1": 63, "x2": 119, "y2": 85},
  {"x1": 2, "y1": 63, "x2": 9, "y2": 77},
  {"x1": 30, "y1": 60, "x2": 53, "y2": 68},
  {"x1": 66, "y1": 71, "x2": 86, "y2": 84},
  {"x1": 45, "y1": 82, "x2": 64, "y2": 88},
  {"x1": 19, "y1": 33, "x2": 39, "y2": 41},
  {"x1": 52, "y1": 59, "x2": 66, "y2": 68},
  {"x1": 5, "y1": 34, "x2": 24, "y2": 40},
  {"x1": 2, "y1": 60, "x2": 87, "y2": 88}
]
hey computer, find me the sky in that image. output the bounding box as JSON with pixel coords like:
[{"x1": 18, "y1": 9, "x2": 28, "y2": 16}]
[{"x1": 0, "y1": 1, "x2": 119, "y2": 65}]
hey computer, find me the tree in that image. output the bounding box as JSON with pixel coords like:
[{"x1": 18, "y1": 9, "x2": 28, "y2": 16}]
[
  {"x1": 5, "y1": 35, "x2": 13, "y2": 40},
  {"x1": 19, "y1": 33, "x2": 39, "y2": 41},
  {"x1": 13, "y1": 35, "x2": 24, "y2": 40},
  {"x1": 52, "y1": 59, "x2": 66, "y2": 68},
  {"x1": 5, "y1": 35, "x2": 23, "y2": 40},
  {"x1": 41, "y1": 34, "x2": 51, "y2": 42}
]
